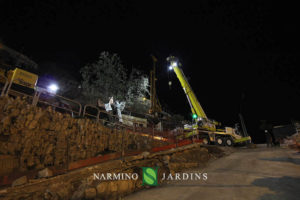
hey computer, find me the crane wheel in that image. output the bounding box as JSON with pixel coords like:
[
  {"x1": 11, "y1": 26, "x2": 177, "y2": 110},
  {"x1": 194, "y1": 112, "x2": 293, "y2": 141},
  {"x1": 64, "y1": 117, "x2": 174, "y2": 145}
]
[
  {"x1": 225, "y1": 137, "x2": 233, "y2": 146},
  {"x1": 216, "y1": 137, "x2": 224, "y2": 146}
]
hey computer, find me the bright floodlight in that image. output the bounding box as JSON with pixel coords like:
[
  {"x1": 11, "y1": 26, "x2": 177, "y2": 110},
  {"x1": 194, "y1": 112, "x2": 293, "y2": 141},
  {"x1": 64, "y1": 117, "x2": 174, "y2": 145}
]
[
  {"x1": 171, "y1": 61, "x2": 178, "y2": 67},
  {"x1": 48, "y1": 84, "x2": 59, "y2": 93},
  {"x1": 168, "y1": 61, "x2": 178, "y2": 70}
]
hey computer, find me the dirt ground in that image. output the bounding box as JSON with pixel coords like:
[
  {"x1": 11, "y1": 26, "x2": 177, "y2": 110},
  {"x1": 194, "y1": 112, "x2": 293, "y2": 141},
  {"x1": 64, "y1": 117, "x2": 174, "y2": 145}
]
[{"x1": 125, "y1": 146, "x2": 300, "y2": 200}]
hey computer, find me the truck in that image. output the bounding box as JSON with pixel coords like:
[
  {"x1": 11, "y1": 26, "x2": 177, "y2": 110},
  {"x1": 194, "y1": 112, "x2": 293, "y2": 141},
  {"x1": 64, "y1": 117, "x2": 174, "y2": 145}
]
[{"x1": 166, "y1": 56, "x2": 251, "y2": 146}]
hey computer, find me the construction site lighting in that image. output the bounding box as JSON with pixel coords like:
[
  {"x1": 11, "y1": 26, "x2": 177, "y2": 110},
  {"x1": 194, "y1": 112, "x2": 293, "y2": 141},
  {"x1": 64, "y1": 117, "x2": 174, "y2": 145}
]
[
  {"x1": 48, "y1": 84, "x2": 59, "y2": 93},
  {"x1": 171, "y1": 61, "x2": 178, "y2": 67},
  {"x1": 168, "y1": 62, "x2": 178, "y2": 70}
]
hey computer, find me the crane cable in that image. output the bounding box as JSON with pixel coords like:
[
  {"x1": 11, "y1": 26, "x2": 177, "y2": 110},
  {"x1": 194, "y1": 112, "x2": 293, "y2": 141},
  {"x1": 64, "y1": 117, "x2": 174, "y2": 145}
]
[{"x1": 167, "y1": 67, "x2": 172, "y2": 90}]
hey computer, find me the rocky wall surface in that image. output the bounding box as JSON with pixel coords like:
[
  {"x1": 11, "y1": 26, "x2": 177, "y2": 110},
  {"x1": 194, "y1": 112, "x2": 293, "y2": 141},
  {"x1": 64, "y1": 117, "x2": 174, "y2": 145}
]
[
  {"x1": 0, "y1": 96, "x2": 167, "y2": 175},
  {"x1": 0, "y1": 144, "x2": 232, "y2": 200}
]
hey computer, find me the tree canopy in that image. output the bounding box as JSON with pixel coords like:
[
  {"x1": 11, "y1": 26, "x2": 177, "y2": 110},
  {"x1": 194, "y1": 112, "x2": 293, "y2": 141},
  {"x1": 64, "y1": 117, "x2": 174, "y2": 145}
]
[{"x1": 80, "y1": 51, "x2": 149, "y2": 113}]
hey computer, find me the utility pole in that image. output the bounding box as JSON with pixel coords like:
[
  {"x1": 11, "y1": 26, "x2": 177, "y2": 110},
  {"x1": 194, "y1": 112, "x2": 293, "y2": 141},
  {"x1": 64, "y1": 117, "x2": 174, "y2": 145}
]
[{"x1": 149, "y1": 55, "x2": 162, "y2": 115}]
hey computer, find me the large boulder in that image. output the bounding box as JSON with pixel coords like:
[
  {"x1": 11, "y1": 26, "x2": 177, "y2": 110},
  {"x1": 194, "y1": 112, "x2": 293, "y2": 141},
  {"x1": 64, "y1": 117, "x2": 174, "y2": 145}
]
[{"x1": 38, "y1": 168, "x2": 53, "y2": 178}]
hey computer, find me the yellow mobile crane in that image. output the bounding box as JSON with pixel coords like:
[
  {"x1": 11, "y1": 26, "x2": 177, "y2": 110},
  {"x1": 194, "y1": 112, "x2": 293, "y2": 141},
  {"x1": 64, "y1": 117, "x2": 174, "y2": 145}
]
[{"x1": 167, "y1": 56, "x2": 251, "y2": 146}]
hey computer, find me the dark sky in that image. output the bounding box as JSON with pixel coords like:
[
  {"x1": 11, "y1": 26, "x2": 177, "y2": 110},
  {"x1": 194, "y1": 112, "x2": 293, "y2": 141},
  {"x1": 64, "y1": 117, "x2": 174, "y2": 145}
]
[{"x1": 1, "y1": 0, "x2": 300, "y2": 142}]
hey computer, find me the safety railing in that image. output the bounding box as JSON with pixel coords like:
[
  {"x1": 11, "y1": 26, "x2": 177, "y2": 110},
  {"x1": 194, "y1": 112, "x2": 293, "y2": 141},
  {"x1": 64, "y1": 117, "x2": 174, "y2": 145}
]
[
  {"x1": 0, "y1": 74, "x2": 9, "y2": 97},
  {"x1": 6, "y1": 89, "x2": 34, "y2": 99},
  {"x1": 34, "y1": 91, "x2": 82, "y2": 116},
  {"x1": 1, "y1": 76, "x2": 197, "y2": 145},
  {"x1": 82, "y1": 104, "x2": 101, "y2": 121},
  {"x1": 82, "y1": 104, "x2": 150, "y2": 130},
  {"x1": 81, "y1": 105, "x2": 194, "y2": 145},
  {"x1": 3, "y1": 85, "x2": 190, "y2": 143}
]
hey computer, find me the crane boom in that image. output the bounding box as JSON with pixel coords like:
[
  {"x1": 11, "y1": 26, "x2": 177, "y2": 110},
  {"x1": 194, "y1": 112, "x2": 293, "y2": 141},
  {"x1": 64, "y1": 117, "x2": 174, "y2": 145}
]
[
  {"x1": 172, "y1": 66, "x2": 207, "y2": 119},
  {"x1": 167, "y1": 56, "x2": 207, "y2": 120}
]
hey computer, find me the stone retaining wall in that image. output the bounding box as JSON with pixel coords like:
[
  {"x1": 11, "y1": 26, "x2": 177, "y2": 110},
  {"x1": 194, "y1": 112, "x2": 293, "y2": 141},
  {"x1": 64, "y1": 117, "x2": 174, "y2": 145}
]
[
  {"x1": 0, "y1": 96, "x2": 168, "y2": 175},
  {"x1": 0, "y1": 144, "x2": 232, "y2": 200}
]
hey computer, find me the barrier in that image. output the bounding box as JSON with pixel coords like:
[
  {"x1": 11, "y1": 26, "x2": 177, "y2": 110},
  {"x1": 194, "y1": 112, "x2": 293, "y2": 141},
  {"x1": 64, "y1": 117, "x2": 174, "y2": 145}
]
[
  {"x1": 3, "y1": 83, "x2": 188, "y2": 144},
  {"x1": 0, "y1": 74, "x2": 8, "y2": 97},
  {"x1": 82, "y1": 104, "x2": 101, "y2": 121},
  {"x1": 6, "y1": 89, "x2": 34, "y2": 99},
  {"x1": 34, "y1": 91, "x2": 82, "y2": 116}
]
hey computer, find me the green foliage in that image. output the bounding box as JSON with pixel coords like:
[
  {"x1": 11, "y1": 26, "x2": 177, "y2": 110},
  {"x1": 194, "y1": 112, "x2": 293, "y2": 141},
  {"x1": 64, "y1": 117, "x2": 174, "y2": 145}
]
[
  {"x1": 80, "y1": 52, "x2": 127, "y2": 103},
  {"x1": 80, "y1": 51, "x2": 149, "y2": 109},
  {"x1": 126, "y1": 68, "x2": 149, "y2": 108}
]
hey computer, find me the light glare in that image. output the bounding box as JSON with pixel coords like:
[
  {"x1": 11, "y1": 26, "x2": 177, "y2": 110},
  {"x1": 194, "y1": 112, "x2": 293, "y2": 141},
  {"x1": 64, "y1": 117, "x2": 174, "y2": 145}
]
[{"x1": 48, "y1": 84, "x2": 59, "y2": 93}]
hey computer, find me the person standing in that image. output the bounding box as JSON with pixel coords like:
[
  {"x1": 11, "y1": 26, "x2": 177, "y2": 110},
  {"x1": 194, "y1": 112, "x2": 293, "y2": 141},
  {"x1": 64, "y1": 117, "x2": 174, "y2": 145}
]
[{"x1": 265, "y1": 130, "x2": 272, "y2": 147}]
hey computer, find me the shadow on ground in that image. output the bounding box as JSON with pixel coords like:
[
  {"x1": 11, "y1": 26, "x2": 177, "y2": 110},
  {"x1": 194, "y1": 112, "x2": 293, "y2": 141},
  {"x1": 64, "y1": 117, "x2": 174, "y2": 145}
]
[
  {"x1": 260, "y1": 157, "x2": 300, "y2": 165},
  {"x1": 252, "y1": 176, "x2": 300, "y2": 200}
]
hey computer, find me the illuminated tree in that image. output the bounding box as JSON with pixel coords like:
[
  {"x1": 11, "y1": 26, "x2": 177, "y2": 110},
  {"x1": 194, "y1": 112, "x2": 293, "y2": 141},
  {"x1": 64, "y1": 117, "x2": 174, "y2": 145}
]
[{"x1": 80, "y1": 52, "x2": 149, "y2": 111}]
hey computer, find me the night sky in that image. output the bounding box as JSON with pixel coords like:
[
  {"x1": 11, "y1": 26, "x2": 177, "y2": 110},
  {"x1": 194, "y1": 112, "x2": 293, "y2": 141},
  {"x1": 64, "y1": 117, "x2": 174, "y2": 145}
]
[{"x1": 1, "y1": 0, "x2": 300, "y2": 142}]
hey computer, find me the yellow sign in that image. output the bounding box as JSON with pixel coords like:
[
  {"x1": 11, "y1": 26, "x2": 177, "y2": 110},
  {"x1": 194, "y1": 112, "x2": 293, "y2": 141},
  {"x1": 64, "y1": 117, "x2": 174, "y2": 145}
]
[{"x1": 10, "y1": 68, "x2": 38, "y2": 89}]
